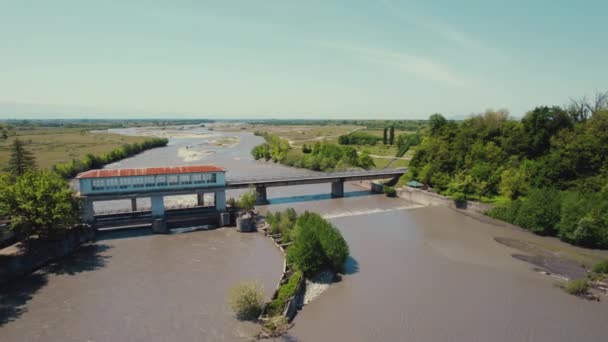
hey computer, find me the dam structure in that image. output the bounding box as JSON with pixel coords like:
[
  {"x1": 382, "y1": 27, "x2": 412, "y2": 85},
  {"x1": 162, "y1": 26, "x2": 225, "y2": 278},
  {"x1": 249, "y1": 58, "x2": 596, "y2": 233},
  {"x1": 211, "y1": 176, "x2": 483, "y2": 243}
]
[{"x1": 76, "y1": 165, "x2": 406, "y2": 230}]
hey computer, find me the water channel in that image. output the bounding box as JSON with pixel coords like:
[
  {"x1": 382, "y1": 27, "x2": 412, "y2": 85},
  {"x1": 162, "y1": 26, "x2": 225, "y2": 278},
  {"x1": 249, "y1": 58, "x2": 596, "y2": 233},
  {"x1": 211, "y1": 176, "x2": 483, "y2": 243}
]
[{"x1": 1, "y1": 124, "x2": 607, "y2": 341}]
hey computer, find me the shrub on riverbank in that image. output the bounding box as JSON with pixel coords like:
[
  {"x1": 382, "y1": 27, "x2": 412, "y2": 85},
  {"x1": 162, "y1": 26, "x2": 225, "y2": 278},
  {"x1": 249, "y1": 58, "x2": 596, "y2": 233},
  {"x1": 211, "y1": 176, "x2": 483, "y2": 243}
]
[
  {"x1": 383, "y1": 186, "x2": 396, "y2": 197},
  {"x1": 52, "y1": 137, "x2": 168, "y2": 179},
  {"x1": 265, "y1": 270, "x2": 303, "y2": 316},
  {"x1": 287, "y1": 212, "x2": 349, "y2": 276},
  {"x1": 562, "y1": 279, "x2": 590, "y2": 297},
  {"x1": 266, "y1": 208, "x2": 297, "y2": 243},
  {"x1": 228, "y1": 281, "x2": 264, "y2": 321},
  {"x1": 592, "y1": 260, "x2": 608, "y2": 274}
]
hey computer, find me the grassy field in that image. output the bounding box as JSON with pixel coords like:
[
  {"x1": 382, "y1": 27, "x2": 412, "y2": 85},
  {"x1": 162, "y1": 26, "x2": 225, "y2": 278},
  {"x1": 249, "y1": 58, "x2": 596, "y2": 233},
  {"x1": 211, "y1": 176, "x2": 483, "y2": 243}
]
[{"x1": 0, "y1": 128, "x2": 154, "y2": 170}]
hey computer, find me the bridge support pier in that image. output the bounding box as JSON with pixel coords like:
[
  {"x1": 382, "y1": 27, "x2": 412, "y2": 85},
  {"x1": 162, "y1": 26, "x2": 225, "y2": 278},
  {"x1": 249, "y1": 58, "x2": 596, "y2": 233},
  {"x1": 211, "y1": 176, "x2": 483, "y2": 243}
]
[
  {"x1": 331, "y1": 180, "x2": 344, "y2": 198},
  {"x1": 131, "y1": 198, "x2": 137, "y2": 212},
  {"x1": 197, "y1": 192, "x2": 204, "y2": 206},
  {"x1": 255, "y1": 185, "x2": 268, "y2": 205},
  {"x1": 151, "y1": 195, "x2": 165, "y2": 217}
]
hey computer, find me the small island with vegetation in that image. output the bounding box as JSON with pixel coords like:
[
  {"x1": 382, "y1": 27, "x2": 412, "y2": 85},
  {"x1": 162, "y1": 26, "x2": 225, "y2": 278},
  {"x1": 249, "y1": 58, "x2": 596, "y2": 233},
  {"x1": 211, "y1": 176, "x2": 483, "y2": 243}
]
[{"x1": 227, "y1": 206, "x2": 349, "y2": 337}]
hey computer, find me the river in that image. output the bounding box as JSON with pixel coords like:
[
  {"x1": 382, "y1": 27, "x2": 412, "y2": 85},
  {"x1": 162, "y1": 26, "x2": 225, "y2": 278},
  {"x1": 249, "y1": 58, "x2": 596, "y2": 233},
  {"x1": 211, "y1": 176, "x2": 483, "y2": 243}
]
[{"x1": 1, "y1": 124, "x2": 607, "y2": 341}]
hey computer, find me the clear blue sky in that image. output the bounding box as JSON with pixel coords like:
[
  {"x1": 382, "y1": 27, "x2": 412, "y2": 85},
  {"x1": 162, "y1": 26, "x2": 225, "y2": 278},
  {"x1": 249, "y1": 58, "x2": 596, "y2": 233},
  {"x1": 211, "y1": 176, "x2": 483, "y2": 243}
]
[{"x1": 1, "y1": 0, "x2": 606, "y2": 120}]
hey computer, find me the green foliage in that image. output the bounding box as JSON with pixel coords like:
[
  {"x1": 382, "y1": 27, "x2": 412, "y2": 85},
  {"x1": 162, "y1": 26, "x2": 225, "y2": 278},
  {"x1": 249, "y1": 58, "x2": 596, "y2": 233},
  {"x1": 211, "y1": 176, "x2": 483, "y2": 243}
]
[
  {"x1": 383, "y1": 186, "x2": 396, "y2": 197},
  {"x1": 410, "y1": 103, "x2": 608, "y2": 249},
  {"x1": 562, "y1": 279, "x2": 590, "y2": 297},
  {"x1": 5, "y1": 139, "x2": 37, "y2": 176},
  {"x1": 389, "y1": 126, "x2": 395, "y2": 145},
  {"x1": 489, "y1": 188, "x2": 561, "y2": 235},
  {"x1": 228, "y1": 281, "x2": 264, "y2": 320},
  {"x1": 237, "y1": 187, "x2": 257, "y2": 211},
  {"x1": 252, "y1": 134, "x2": 375, "y2": 171},
  {"x1": 429, "y1": 113, "x2": 447, "y2": 135},
  {"x1": 383, "y1": 127, "x2": 388, "y2": 145},
  {"x1": 0, "y1": 171, "x2": 79, "y2": 240},
  {"x1": 338, "y1": 132, "x2": 381, "y2": 145},
  {"x1": 591, "y1": 260, "x2": 608, "y2": 274},
  {"x1": 396, "y1": 133, "x2": 421, "y2": 157},
  {"x1": 265, "y1": 270, "x2": 303, "y2": 316},
  {"x1": 266, "y1": 208, "x2": 298, "y2": 243},
  {"x1": 52, "y1": 138, "x2": 168, "y2": 179},
  {"x1": 252, "y1": 132, "x2": 290, "y2": 162},
  {"x1": 287, "y1": 212, "x2": 349, "y2": 276}
]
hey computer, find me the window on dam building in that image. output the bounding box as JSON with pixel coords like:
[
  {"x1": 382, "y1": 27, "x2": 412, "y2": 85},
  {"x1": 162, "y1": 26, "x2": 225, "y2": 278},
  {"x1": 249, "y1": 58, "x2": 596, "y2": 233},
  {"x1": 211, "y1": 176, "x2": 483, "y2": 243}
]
[
  {"x1": 83, "y1": 173, "x2": 221, "y2": 192},
  {"x1": 76, "y1": 166, "x2": 226, "y2": 195}
]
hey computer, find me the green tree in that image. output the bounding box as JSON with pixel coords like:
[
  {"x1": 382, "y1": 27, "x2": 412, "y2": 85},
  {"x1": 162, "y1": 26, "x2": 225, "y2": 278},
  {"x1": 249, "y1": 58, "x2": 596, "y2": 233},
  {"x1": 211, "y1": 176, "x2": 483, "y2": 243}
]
[
  {"x1": 383, "y1": 127, "x2": 388, "y2": 145},
  {"x1": 0, "y1": 171, "x2": 79, "y2": 240},
  {"x1": 429, "y1": 113, "x2": 447, "y2": 135},
  {"x1": 389, "y1": 126, "x2": 395, "y2": 145},
  {"x1": 238, "y1": 187, "x2": 257, "y2": 212},
  {"x1": 5, "y1": 139, "x2": 37, "y2": 176},
  {"x1": 287, "y1": 222, "x2": 326, "y2": 277},
  {"x1": 357, "y1": 152, "x2": 375, "y2": 169}
]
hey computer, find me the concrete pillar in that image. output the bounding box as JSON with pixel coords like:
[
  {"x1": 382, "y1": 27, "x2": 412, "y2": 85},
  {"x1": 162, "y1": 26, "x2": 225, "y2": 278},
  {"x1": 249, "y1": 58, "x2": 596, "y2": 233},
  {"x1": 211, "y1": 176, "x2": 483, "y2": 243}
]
[
  {"x1": 255, "y1": 185, "x2": 268, "y2": 205},
  {"x1": 82, "y1": 198, "x2": 95, "y2": 223},
  {"x1": 331, "y1": 180, "x2": 344, "y2": 198},
  {"x1": 215, "y1": 190, "x2": 226, "y2": 211},
  {"x1": 152, "y1": 218, "x2": 168, "y2": 234},
  {"x1": 197, "y1": 193, "x2": 204, "y2": 206},
  {"x1": 131, "y1": 198, "x2": 137, "y2": 212},
  {"x1": 371, "y1": 181, "x2": 384, "y2": 194},
  {"x1": 151, "y1": 195, "x2": 165, "y2": 217}
]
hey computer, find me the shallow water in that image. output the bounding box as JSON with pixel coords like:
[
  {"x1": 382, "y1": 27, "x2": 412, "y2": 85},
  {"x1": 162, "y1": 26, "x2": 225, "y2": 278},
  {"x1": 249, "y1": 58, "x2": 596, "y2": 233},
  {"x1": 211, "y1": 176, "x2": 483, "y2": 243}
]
[{"x1": 2, "y1": 125, "x2": 608, "y2": 341}]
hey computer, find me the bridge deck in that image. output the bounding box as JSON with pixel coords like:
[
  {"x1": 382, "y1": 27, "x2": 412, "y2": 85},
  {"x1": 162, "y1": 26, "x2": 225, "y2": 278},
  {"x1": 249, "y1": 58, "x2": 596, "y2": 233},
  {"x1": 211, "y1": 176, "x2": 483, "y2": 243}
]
[
  {"x1": 226, "y1": 168, "x2": 406, "y2": 189},
  {"x1": 78, "y1": 168, "x2": 406, "y2": 199}
]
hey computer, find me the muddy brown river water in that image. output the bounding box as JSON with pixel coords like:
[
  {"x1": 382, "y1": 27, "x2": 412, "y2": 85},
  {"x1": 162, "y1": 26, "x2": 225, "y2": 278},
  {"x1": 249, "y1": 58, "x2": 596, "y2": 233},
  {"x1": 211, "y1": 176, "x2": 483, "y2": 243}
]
[{"x1": 1, "y1": 125, "x2": 607, "y2": 341}]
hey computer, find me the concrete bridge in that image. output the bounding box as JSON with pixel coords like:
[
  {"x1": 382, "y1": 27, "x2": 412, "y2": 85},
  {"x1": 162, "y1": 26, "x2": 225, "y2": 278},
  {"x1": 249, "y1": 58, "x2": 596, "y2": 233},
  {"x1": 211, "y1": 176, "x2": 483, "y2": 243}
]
[{"x1": 226, "y1": 168, "x2": 406, "y2": 205}]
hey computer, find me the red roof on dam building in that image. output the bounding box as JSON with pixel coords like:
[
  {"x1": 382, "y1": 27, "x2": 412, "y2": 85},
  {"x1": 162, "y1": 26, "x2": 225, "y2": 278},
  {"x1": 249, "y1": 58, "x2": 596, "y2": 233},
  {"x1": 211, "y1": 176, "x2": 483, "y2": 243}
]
[{"x1": 76, "y1": 165, "x2": 225, "y2": 179}]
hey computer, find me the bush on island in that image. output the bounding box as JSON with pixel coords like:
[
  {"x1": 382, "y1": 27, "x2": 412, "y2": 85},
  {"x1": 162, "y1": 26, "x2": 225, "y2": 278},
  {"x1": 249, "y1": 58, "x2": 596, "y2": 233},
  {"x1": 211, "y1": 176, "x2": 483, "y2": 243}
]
[
  {"x1": 264, "y1": 270, "x2": 303, "y2": 316},
  {"x1": 228, "y1": 281, "x2": 264, "y2": 321},
  {"x1": 287, "y1": 212, "x2": 349, "y2": 277}
]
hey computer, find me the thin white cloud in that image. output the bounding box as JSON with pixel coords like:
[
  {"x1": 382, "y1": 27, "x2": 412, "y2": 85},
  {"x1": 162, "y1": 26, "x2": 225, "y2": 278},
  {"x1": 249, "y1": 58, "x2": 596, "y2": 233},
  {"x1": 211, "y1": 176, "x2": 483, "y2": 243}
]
[
  {"x1": 319, "y1": 42, "x2": 465, "y2": 87},
  {"x1": 380, "y1": 0, "x2": 498, "y2": 55}
]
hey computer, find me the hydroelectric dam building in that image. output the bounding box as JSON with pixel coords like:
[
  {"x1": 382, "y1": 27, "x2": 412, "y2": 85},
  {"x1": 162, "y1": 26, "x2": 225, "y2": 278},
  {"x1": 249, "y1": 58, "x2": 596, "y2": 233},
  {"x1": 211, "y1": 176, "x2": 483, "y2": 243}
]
[{"x1": 77, "y1": 165, "x2": 228, "y2": 230}]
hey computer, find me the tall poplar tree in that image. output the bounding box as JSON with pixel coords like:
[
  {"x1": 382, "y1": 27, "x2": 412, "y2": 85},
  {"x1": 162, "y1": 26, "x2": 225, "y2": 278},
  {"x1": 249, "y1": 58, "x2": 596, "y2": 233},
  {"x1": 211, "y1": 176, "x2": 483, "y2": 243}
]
[{"x1": 383, "y1": 127, "x2": 388, "y2": 145}]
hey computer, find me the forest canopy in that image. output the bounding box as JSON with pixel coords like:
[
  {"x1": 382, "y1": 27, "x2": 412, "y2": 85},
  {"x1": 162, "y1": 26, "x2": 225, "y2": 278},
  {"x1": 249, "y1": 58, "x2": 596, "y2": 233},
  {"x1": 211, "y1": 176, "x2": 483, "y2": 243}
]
[{"x1": 406, "y1": 92, "x2": 608, "y2": 248}]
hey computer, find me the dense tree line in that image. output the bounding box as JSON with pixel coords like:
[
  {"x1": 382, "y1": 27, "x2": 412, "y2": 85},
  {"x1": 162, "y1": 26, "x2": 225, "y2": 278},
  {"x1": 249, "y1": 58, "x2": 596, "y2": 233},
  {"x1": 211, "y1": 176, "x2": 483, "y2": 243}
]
[
  {"x1": 53, "y1": 137, "x2": 168, "y2": 178},
  {"x1": 252, "y1": 133, "x2": 375, "y2": 171},
  {"x1": 406, "y1": 92, "x2": 608, "y2": 248},
  {"x1": 338, "y1": 131, "x2": 381, "y2": 145},
  {"x1": 244, "y1": 119, "x2": 425, "y2": 131}
]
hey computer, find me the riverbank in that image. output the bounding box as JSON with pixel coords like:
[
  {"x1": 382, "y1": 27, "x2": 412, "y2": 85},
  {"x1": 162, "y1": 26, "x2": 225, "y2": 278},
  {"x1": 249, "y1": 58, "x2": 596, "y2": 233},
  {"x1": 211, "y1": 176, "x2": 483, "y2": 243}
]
[
  {"x1": 255, "y1": 214, "x2": 339, "y2": 338},
  {"x1": 0, "y1": 225, "x2": 95, "y2": 286}
]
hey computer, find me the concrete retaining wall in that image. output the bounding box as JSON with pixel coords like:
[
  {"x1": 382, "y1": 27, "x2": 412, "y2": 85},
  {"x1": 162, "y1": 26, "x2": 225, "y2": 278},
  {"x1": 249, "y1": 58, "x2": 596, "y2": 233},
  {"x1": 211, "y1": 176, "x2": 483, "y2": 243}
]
[
  {"x1": 0, "y1": 225, "x2": 95, "y2": 285},
  {"x1": 357, "y1": 180, "x2": 493, "y2": 215}
]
